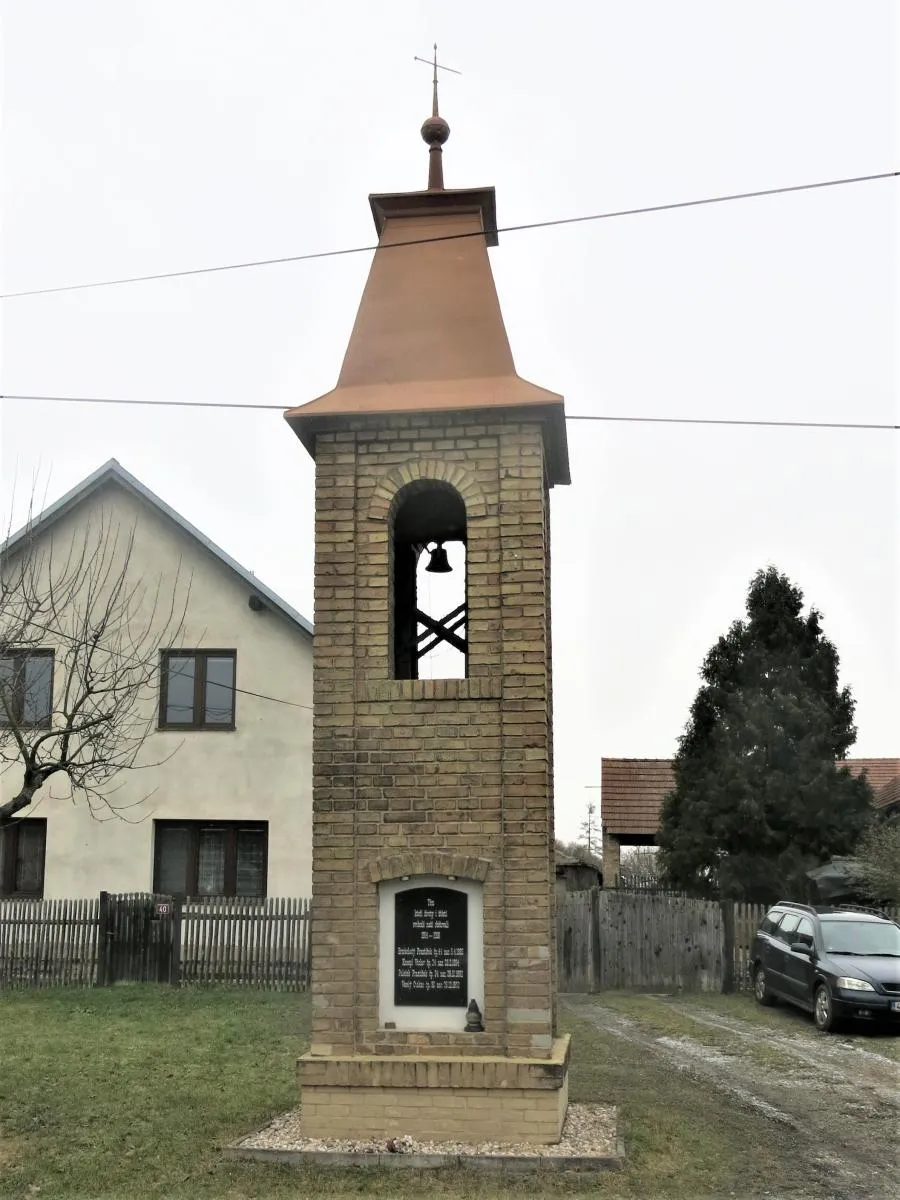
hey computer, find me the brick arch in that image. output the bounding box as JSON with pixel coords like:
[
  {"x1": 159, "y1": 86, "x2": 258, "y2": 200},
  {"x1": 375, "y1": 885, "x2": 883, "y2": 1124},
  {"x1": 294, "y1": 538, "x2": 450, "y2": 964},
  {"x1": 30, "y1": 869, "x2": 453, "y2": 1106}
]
[
  {"x1": 368, "y1": 851, "x2": 491, "y2": 884},
  {"x1": 367, "y1": 459, "x2": 487, "y2": 523}
]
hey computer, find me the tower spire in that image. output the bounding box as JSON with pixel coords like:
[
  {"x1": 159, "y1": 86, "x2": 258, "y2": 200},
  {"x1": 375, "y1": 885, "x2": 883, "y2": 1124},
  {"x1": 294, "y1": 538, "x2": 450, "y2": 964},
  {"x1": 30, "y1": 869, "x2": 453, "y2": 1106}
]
[{"x1": 414, "y1": 43, "x2": 458, "y2": 191}]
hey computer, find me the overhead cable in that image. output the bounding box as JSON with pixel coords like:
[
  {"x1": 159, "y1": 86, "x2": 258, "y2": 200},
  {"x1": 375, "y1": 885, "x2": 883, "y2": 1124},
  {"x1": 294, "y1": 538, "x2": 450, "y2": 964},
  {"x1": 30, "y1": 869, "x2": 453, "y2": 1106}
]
[
  {"x1": 0, "y1": 393, "x2": 895, "y2": 432},
  {"x1": 2, "y1": 170, "x2": 895, "y2": 300}
]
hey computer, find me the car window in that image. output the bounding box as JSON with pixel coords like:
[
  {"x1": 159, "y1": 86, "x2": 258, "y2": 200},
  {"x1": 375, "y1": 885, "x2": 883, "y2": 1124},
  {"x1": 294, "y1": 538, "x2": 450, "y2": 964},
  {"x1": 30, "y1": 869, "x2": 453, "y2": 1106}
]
[
  {"x1": 761, "y1": 909, "x2": 783, "y2": 935},
  {"x1": 794, "y1": 917, "x2": 814, "y2": 946},
  {"x1": 820, "y1": 919, "x2": 900, "y2": 957},
  {"x1": 776, "y1": 913, "x2": 800, "y2": 942}
]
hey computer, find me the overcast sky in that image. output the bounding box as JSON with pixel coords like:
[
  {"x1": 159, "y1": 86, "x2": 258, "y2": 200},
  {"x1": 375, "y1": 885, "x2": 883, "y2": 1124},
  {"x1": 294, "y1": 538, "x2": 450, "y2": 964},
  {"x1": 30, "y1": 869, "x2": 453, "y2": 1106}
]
[{"x1": 1, "y1": 1, "x2": 897, "y2": 842}]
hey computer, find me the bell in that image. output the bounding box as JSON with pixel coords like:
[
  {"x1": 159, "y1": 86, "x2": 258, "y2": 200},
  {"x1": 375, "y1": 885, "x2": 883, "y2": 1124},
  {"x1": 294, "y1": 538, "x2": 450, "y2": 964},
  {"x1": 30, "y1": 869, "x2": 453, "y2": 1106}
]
[{"x1": 425, "y1": 542, "x2": 452, "y2": 574}]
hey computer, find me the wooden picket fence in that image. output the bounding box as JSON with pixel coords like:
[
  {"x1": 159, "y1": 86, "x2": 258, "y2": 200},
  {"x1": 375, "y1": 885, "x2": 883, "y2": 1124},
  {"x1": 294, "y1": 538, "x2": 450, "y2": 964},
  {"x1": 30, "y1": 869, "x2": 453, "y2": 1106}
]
[
  {"x1": 0, "y1": 897, "x2": 99, "y2": 988},
  {"x1": 557, "y1": 891, "x2": 900, "y2": 994},
  {"x1": 0, "y1": 895, "x2": 311, "y2": 990},
  {"x1": 179, "y1": 897, "x2": 311, "y2": 988},
  {"x1": 731, "y1": 902, "x2": 767, "y2": 991},
  {"x1": 3, "y1": 891, "x2": 895, "y2": 994}
]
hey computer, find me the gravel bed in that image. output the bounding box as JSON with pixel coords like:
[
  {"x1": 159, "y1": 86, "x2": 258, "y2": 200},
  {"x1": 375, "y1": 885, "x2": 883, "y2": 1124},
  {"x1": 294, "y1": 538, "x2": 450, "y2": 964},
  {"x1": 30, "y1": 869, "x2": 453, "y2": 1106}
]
[{"x1": 236, "y1": 1102, "x2": 617, "y2": 1159}]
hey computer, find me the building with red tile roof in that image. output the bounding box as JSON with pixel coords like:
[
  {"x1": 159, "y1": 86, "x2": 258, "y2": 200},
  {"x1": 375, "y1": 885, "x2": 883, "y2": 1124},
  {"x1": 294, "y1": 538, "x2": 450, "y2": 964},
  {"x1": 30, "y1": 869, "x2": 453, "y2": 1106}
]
[{"x1": 600, "y1": 756, "x2": 900, "y2": 884}]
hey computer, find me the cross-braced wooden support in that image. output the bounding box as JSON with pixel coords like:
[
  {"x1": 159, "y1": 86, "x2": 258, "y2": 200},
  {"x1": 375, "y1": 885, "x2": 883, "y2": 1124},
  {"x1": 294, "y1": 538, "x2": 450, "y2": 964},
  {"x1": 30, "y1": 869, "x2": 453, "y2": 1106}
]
[{"x1": 417, "y1": 603, "x2": 467, "y2": 659}]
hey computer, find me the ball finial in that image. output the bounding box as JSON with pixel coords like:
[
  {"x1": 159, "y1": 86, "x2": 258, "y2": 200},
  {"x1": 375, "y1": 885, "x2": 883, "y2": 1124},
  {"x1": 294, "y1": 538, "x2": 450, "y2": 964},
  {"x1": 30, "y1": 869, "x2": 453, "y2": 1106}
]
[
  {"x1": 421, "y1": 114, "x2": 450, "y2": 148},
  {"x1": 413, "y1": 43, "x2": 459, "y2": 190}
]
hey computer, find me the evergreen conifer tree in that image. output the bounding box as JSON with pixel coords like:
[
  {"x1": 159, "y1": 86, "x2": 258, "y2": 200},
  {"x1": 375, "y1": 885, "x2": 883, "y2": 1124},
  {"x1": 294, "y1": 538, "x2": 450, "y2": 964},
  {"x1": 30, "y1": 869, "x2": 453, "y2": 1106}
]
[{"x1": 658, "y1": 567, "x2": 872, "y2": 900}]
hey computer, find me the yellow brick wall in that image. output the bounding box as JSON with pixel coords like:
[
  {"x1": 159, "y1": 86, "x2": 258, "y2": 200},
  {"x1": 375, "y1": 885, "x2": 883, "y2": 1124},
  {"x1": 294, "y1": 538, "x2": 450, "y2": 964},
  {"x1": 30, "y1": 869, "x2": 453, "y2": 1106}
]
[
  {"x1": 309, "y1": 412, "x2": 557, "y2": 1060},
  {"x1": 300, "y1": 1077, "x2": 568, "y2": 1145}
]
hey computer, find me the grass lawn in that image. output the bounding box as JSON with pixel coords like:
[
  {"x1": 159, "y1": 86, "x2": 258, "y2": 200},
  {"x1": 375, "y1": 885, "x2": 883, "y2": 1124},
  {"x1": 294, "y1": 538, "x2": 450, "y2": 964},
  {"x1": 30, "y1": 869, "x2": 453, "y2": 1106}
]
[{"x1": 1, "y1": 985, "x2": 816, "y2": 1200}]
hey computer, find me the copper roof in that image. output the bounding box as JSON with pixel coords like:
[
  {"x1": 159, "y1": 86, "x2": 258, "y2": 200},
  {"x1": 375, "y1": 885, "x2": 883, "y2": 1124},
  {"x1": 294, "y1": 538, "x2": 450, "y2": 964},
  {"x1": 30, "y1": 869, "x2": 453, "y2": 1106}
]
[
  {"x1": 601, "y1": 757, "x2": 900, "y2": 837},
  {"x1": 284, "y1": 189, "x2": 570, "y2": 485}
]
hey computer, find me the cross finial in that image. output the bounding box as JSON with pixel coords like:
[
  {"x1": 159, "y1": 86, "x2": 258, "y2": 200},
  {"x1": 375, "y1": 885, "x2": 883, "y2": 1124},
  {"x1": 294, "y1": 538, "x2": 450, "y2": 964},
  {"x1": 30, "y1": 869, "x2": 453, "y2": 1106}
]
[
  {"x1": 414, "y1": 43, "x2": 460, "y2": 190},
  {"x1": 414, "y1": 43, "x2": 460, "y2": 118}
]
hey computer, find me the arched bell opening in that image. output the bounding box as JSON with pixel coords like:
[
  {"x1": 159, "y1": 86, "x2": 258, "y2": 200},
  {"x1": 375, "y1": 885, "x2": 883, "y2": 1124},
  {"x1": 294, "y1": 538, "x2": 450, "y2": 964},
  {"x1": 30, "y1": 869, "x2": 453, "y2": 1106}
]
[{"x1": 391, "y1": 481, "x2": 467, "y2": 680}]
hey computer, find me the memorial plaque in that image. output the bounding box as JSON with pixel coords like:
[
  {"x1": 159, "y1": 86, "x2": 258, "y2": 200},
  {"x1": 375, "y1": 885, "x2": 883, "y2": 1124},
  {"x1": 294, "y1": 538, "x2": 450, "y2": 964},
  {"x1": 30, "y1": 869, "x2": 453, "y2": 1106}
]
[{"x1": 394, "y1": 886, "x2": 467, "y2": 1006}]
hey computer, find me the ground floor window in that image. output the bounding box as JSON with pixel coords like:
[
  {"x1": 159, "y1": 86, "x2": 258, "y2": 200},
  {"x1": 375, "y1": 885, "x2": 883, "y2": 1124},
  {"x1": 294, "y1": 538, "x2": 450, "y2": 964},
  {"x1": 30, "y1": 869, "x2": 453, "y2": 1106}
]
[
  {"x1": 153, "y1": 821, "x2": 267, "y2": 898},
  {"x1": 0, "y1": 818, "x2": 47, "y2": 897}
]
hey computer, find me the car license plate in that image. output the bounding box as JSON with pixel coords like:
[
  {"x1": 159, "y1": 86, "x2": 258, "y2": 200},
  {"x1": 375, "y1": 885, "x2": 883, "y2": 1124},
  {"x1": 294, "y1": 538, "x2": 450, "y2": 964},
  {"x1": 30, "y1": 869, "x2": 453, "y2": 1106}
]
[{"x1": 891, "y1": 1001, "x2": 900, "y2": 1012}]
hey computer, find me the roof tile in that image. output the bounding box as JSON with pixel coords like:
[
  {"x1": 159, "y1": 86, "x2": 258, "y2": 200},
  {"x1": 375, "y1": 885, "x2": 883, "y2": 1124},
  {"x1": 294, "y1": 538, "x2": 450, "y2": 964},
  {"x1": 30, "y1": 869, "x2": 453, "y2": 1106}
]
[{"x1": 600, "y1": 757, "x2": 900, "y2": 836}]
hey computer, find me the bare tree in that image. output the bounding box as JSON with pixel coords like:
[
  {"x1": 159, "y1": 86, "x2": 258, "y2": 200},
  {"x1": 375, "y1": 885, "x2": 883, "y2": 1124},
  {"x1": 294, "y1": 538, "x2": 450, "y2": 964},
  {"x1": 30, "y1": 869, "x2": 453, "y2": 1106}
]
[
  {"x1": 1, "y1": 501, "x2": 189, "y2": 827},
  {"x1": 555, "y1": 838, "x2": 602, "y2": 870},
  {"x1": 579, "y1": 801, "x2": 600, "y2": 857},
  {"x1": 620, "y1": 845, "x2": 662, "y2": 888},
  {"x1": 847, "y1": 818, "x2": 900, "y2": 905}
]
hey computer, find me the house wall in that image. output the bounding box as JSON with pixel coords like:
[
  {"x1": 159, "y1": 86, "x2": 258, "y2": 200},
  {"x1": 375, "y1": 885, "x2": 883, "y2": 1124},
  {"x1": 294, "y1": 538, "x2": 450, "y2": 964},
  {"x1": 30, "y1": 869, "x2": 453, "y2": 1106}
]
[{"x1": 0, "y1": 483, "x2": 313, "y2": 898}]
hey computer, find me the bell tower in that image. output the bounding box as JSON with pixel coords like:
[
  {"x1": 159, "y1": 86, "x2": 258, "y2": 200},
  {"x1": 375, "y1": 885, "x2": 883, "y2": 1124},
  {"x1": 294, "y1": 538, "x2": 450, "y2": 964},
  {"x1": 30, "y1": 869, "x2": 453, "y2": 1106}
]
[{"x1": 286, "y1": 64, "x2": 571, "y2": 1145}]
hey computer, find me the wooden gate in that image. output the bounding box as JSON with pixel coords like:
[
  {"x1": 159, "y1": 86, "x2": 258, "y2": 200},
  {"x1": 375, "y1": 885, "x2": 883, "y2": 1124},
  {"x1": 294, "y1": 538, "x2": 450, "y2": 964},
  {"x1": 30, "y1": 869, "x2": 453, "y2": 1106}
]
[
  {"x1": 97, "y1": 892, "x2": 180, "y2": 985},
  {"x1": 557, "y1": 889, "x2": 724, "y2": 992},
  {"x1": 557, "y1": 889, "x2": 601, "y2": 992}
]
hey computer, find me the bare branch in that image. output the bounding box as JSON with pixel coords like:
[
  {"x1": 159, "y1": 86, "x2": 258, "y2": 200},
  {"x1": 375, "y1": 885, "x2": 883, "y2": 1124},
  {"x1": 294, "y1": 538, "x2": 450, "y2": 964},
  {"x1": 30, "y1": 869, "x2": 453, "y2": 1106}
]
[{"x1": 1, "y1": 490, "x2": 190, "y2": 826}]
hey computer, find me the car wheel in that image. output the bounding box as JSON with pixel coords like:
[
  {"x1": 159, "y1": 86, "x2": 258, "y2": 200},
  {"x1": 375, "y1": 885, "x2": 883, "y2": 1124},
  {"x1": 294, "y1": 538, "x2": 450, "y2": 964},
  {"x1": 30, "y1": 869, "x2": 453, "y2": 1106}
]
[
  {"x1": 753, "y1": 963, "x2": 775, "y2": 1007},
  {"x1": 814, "y1": 983, "x2": 839, "y2": 1033}
]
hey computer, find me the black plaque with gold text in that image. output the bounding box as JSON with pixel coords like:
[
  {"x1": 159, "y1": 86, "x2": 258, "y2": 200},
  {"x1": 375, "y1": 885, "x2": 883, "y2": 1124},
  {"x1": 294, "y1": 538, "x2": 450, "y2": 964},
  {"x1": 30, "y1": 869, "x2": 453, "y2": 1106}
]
[{"x1": 394, "y1": 887, "x2": 467, "y2": 1006}]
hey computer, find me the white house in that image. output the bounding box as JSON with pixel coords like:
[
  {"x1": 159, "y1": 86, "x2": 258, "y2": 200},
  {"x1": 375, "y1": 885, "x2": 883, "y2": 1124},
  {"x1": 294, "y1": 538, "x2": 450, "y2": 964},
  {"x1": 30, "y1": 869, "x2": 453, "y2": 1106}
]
[{"x1": 0, "y1": 460, "x2": 313, "y2": 900}]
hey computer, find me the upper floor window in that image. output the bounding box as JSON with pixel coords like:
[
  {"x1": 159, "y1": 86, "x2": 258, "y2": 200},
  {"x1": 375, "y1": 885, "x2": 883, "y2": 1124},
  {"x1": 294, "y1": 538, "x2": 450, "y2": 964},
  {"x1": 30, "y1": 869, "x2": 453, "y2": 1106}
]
[
  {"x1": 159, "y1": 651, "x2": 236, "y2": 730},
  {"x1": 0, "y1": 650, "x2": 53, "y2": 728},
  {"x1": 0, "y1": 818, "x2": 47, "y2": 897},
  {"x1": 391, "y1": 482, "x2": 467, "y2": 680}
]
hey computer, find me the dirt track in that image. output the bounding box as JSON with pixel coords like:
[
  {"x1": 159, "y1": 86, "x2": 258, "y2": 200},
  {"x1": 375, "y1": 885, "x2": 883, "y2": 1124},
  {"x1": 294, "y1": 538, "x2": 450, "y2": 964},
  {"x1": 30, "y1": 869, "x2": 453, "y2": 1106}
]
[{"x1": 564, "y1": 993, "x2": 899, "y2": 1200}]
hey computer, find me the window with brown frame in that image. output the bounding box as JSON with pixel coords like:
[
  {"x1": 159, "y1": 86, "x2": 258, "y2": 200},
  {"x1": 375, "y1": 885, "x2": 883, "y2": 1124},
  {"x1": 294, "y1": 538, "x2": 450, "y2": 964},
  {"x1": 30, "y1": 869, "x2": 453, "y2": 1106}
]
[
  {"x1": 0, "y1": 818, "x2": 47, "y2": 898},
  {"x1": 159, "y1": 650, "x2": 236, "y2": 730},
  {"x1": 0, "y1": 649, "x2": 53, "y2": 728},
  {"x1": 153, "y1": 820, "x2": 267, "y2": 897}
]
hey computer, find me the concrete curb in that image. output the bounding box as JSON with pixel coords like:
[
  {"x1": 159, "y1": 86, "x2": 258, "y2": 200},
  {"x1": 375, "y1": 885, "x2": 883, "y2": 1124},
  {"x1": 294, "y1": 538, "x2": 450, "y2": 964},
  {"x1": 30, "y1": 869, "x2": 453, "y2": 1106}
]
[{"x1": 222, "y1": 1137, "x2": 626, "y2": 1172}]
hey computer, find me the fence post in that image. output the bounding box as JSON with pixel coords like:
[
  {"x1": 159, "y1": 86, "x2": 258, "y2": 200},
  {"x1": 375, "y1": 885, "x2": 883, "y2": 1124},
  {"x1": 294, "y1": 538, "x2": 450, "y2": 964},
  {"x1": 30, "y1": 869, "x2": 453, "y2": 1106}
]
[
  {"x1": 589, "y1": 887, "x2": 602, "y2": 993},
  {"x1": 720, "y1": 900, "x2": 734, "y2": 994},
  {"x1": 170, "y1": 895, "x2": 183, "y2": 986},
  {"x1": 97, "y1": 891, "x2": 110, "y2": 987}
]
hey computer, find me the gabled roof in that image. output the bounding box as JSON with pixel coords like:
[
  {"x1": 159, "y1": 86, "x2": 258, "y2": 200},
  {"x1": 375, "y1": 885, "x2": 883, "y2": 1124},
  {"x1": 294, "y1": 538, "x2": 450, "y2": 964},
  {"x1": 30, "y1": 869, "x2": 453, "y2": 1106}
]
[
  {"x1": 601, "y1": 757, "x2": 900, "y2": 838},
  {"x1": 1, "y1": 459, "x2": 312, "y2": 638},
  {"x1": 871, "y1": 772, "x2": 900, "y2": 811},
  {"x1": 846, "y1": 759, "x2": 900, "y2": 796}
]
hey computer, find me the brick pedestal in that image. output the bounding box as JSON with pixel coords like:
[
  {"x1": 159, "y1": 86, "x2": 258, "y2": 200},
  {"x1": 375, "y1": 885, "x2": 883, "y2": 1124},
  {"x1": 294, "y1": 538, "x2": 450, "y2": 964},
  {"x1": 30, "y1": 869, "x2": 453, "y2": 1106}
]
[{"x1": 298, "y1": 1036, "x2": 570, "y2": 1144}]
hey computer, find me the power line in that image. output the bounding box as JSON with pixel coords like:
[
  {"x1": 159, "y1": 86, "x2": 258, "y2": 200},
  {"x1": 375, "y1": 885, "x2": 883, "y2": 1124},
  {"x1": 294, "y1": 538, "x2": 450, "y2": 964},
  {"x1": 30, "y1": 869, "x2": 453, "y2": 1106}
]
[
  {"x1": 13, "y1": 614, "x2": 313, "y2": 712},
  {"x1": 2, "y1": 170, "x2": 895, "y2": 300},
  {"x1": 232, "y1": 684, "x2": 312, "y2": 711},
  {"x1": 0, "y1": 394, "x2": 287, "y2": 412},
  {"x1": 1, "y1": 393, "x2": 896, "y2": 431},
  {"x1": 566, "y1": 413, "x2": 898, "y2": 433}
]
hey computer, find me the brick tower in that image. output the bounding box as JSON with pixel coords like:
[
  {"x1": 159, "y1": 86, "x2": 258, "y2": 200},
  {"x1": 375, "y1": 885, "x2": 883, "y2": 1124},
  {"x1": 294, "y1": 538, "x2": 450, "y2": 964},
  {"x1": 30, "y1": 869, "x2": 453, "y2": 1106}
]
[{"x1": 285, "y1": 74, "x2": 571, "y2": 1144}]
